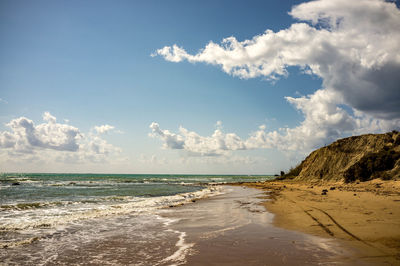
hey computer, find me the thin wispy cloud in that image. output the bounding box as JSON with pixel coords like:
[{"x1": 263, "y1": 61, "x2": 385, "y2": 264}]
[{"x1": 94, "y1": 124, "x2": 115, "y2": 134}]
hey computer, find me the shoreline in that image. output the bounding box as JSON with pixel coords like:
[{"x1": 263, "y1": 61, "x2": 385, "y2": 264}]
[
  {"x1": 161, "y1": 186, "x2": 366, "y2": 265},
  {"x1": 239, "y1": 179, "x2": 400, "y2": 264},
  {"x1": 2, "y1": 179, "x2": 399, "y2": 265}
]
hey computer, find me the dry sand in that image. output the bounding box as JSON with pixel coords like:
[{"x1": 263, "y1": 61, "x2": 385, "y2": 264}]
[{"x1": 241, "y1": 179, "x2": 400, "y2": 265}]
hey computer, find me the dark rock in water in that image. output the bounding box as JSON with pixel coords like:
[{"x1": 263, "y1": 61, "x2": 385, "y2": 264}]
[{"x1": 11, "y1": 182, "x2": 20, "y2": 186}]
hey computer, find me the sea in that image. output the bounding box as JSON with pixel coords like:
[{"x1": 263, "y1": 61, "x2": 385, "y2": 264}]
[{"x1": 0, "y1": 173, "x2": 274, "y2": 265}]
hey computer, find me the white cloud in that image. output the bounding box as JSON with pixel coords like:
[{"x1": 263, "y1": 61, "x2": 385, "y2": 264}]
[
  {"x1": 87, "y1": 136, "x2": 121, "y2": 155},
  {"x1": 149, "y1": 122, "x2": 185, "y2": 149},
  {"x1": 150, "y1": 122, "x2": 247, "y2": 156},
  {"x1": 94, "y1": 124, "x2": 115, "y2": 134},
  {"x1": 150, "y1": 112, "x2": 400, "y2": 158},
  {"x1": 0, "y1": 112, "x2": 122, "y2": 164},
  {"x1": 153, "y1": 0, "x2": 400, "y2": 154},
  {"x1": 247, "y1": 90, "x2": 400, "y2": 154},
  {"x1": 3, "y1": 114, "x2": 81, "y2": 152},
  {"x1": 42, "y1": 111, "x2": 57, "y2": 123}
]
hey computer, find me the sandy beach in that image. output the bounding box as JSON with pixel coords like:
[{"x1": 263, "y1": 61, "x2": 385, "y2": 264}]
[
  {"x1": 241, "y1": 179, "x2": 400, "y2": 265},
  {"x1": 2, "y1": 179, "x2": 399, "y2": 265},
  {"x1": 161, "y1": 186, "x2": 371, "y2": 265}
]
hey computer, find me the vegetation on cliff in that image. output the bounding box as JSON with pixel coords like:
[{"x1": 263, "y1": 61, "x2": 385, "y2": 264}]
[{"x1": 281, "y1": 131, "x2": 400, "y2": 182}]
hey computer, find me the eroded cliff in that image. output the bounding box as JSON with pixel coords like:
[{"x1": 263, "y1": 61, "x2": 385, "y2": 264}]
[{"x1": 285, "y1": 131, "x2": 400, "y2": 182}]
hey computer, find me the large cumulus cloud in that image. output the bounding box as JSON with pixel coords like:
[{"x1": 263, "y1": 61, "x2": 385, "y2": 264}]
[
  {"x1": 152, "y1": 0, "x2": 400, "y2": 155},
  {"x1": 0, "y1": 112, "x2": 121, "y2": 163},
  {"x1": 1, "y1": 112, "x2": 81, "y2": 153}
]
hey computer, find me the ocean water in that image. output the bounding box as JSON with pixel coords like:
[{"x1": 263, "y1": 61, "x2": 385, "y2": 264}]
[{"x1": 0, "y1": 173, "x2": 273, "y2": 265}]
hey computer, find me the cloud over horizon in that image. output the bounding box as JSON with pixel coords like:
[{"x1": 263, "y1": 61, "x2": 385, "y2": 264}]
[
  {"x1": 0, "y1": 112, "x2": 121, "y2": 164},
  {"x1": 152, "y1": 0, "x2": 400, "y2": 156},
  {"x1": 149, "y1": 122, "x2": 247, "y2": 156}
]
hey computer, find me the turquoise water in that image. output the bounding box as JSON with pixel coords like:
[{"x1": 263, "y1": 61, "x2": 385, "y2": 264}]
[{"x1": 0, "y1": 173, "x2": 273, "y2": 205}]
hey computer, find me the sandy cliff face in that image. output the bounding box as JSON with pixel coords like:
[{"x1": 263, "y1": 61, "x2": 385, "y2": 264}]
[{"x1": 288, "y1": 131, "x2": 400, "y2": 182}]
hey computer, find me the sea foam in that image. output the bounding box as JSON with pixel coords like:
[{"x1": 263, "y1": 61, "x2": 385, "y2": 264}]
[{"x1": 0, "y1": 186, "x2": 222, "y2": 234}]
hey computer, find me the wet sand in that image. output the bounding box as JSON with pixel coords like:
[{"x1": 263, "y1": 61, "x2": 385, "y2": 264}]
[
  {"x1": 241, "y1": 180, "x2": 400, "y2": 265},
  {"x1": 161, "y1": 186, "x2": 368, "y2": 265}
]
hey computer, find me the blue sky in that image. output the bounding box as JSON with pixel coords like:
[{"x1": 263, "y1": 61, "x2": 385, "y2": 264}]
[{"x1": 1, "y1": 0, "x2": 399, "y2": 174}]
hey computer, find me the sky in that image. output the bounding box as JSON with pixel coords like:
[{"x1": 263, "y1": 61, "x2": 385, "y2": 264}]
[{"x1": 1, "y1": 0, "x2": 400, "y2": 174}]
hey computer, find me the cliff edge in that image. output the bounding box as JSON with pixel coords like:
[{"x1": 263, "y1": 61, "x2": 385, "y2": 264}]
[{"x1": 284, "y1": 131, "x2": 400, "y2": 182}]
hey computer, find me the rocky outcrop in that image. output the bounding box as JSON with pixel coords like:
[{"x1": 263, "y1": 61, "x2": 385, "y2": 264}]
[{"x1": 285, "y1": 131, "x2": 400, "y2": 182}]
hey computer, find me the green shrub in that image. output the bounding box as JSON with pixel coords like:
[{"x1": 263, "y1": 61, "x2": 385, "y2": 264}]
[{"x1": 344, "y1": 149, "x2": 400, "y2": 182}]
